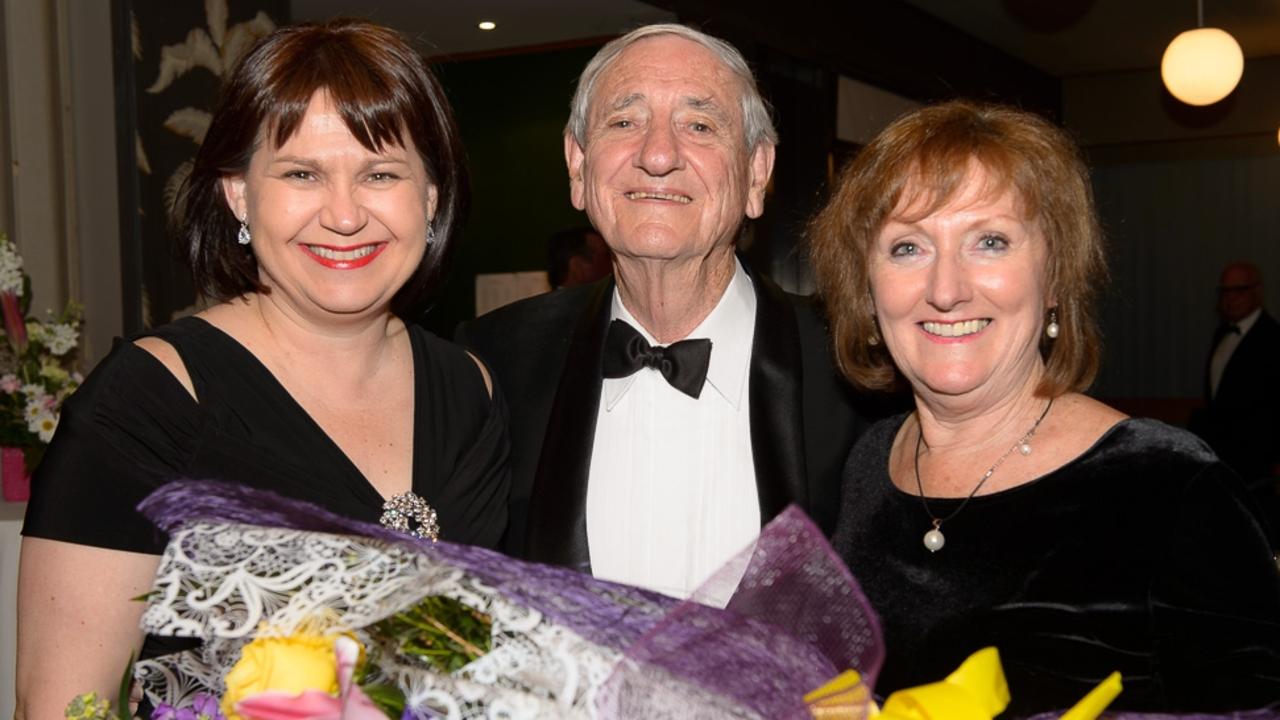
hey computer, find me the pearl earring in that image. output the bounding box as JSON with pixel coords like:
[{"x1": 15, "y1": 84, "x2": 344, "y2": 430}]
[{"x1": 1046, "y1": 308, "x2": 1060, "y2": 339}]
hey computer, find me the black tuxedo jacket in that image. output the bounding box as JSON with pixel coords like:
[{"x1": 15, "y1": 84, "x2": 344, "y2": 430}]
[
  {"x1": 1194, "y1": 310, "x2": 1280, "y2": 482},
  {"x1": 457, "y1": 267, "x2": 869, "y2": 570}
]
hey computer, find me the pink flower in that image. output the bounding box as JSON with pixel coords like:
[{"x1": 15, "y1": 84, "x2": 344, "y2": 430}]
[
  {"x1": 0, "y1": 374, "x2": 19, "y2": 393},
  {"x1": 1, "y1": 292, "x2": 26, "y2": 352},
  {"x1": 235, "y1": 636, "x2": 384, "y2": 720}
]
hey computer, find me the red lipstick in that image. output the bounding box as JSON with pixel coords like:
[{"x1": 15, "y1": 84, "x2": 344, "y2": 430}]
[{"x1": 302, "y1": 243, "x2": 386, "y2": 269}]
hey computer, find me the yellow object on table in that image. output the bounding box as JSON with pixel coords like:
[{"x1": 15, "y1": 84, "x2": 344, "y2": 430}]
[
  {"x1": 804, "y1": 669, "x2": 875, "y2": 718},
  {"x1": 1060, "y1": 672, "x2": 1123, "y2": 720},
  {"x1": 806, "y1": 647, "x2": 1124, "y2": 720},
  {"x1": 879, "y1": 647, "x2": 1009, "y2": 720}
]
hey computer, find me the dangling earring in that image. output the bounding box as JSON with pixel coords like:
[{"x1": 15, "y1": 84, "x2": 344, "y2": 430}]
[
  {"x1": 237, "y1": 217, "x2": 251, "y2": 246},
  {"x1": 868, "y1": 331, "x2": 880, "y2": 346},
  {"x1": 1045, "y1": 308, "x2": 1060, "y2": 339},
  {"x1": 427, "y1": 222, "x2": 435, "y2": 243}
]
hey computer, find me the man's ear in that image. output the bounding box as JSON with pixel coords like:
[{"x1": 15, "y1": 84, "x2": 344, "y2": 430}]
[
  {"x1": 564, "y1": 133, "x2": 587, "y2": 211},
  {"x1": 221, "y1": 175, "x2": 248, "y2": 221},
  {"x1": 745, "y1": 142, "x2": 776, "y2": 219}
]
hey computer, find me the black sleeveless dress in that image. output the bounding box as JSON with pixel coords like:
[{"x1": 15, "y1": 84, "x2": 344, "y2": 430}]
[{"x1": 24, "y1": 316, "x2": 510, "y2": 553}]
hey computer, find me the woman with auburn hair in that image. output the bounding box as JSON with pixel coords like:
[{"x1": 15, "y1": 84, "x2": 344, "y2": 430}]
[
  {"x1": 17, "y1": 19, "x2": 508, "y2": 715},
  {"x1": 811, "y1": 100, "x2": 1280, "y2": 714}
]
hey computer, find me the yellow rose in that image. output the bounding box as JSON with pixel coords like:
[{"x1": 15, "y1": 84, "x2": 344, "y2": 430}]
[{"x1": 221, "y1": 633, "x2": 340, "y2": 720}]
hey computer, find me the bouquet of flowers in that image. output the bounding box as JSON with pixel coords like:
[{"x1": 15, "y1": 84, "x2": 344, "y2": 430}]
[
  {"x1": 103, "y1": 480, "x2": 882, "y2": 719},
  {"x1": 70, "y1": 477, "x2": 1163, "y2": 719},
  {"x1": 0, "y1": 234, "x2": 82, "y2": 479},
  {"x1": 62, "y1": 477, "x2": 1267, "y2": 719}
]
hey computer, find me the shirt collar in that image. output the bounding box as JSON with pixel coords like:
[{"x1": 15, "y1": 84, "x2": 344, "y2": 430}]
[
  {"x1": 604, "y1": 259, "x2": 756, "y2": 411},
  {"x1": 1235, "y1": 307, "x2": 1263, "y2": 336}
]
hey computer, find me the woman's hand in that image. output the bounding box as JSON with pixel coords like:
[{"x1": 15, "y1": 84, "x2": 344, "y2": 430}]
[{"x1": 15, "y1": 537, "x2": 159, "y2": 719}]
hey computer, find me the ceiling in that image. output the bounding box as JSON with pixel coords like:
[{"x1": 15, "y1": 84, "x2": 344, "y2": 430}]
[
  {"x1": 291, "y1": 0, "x2": 1280, "y2": 76},
  {"x1": 899, "y1": 0, "x2": 1280, "y2": 76},
  {"x1": 291, "y1": 0, "x2": 675, "y2": 58}
]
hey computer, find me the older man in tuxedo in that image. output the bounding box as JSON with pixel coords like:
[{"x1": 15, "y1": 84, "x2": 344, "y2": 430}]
[{"x1": 458, "y1": 24, "x2": 866, "y2": 599}]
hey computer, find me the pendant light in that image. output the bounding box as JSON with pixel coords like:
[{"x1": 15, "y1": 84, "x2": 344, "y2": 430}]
[{"x1": 1161, "y1": 0, "x2": 1244, "y2": 106}]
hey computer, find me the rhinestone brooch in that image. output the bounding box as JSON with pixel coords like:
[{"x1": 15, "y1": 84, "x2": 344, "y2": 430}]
[{"x1": 379, "y1": 492, "x2": 440, "y2": 541}]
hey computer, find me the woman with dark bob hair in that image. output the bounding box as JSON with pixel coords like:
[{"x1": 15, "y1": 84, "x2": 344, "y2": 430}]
[
  {"x1": 811, "y1": 100, "x2": 1280, "y2": 714},
  {"x1": 17, "y1": 19, "x2": 508, "y2": 714}
]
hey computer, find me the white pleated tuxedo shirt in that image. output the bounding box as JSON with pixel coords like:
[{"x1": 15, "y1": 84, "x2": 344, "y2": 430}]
[{"x1": 586, "y1": 260, "x2": 759, "y2": 603}]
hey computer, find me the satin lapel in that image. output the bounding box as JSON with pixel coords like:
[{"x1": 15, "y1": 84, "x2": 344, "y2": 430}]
[
  {"x1": 748, "y1": 270, "x2": 809, "y2": 523},
  {"x1": 524, "y1": 280, "x2": 612, "y2": 572}
]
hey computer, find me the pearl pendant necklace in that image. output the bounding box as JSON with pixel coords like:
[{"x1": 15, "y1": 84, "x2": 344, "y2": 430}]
[
  {"x1": 923, "y1": 521, "x2": 946, "y2": 552},
  {"x1": 914, "y1": 397, "x2": 1054, "y2": 553}
]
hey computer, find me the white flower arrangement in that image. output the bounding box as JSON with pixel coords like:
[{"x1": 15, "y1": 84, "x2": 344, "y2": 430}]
[
  {"x1": 0, "y1": 234, "x2": 82, "y2": 466},
  {"x1": 0, "y1": 239, "x2": 24, "y2": 296}
]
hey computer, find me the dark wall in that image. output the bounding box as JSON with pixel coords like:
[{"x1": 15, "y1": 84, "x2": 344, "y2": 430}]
[{"x1": 423, "y1": 46, "x2": 601, "y2": 336}]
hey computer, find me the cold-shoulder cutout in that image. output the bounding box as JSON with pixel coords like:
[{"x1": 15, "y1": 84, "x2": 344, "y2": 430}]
[
  {"x1": 133, "y1": 336, "x2": 198, "y2": 402},
  {"x1": 466, "y1": 350, "x2": 494, "y2": 399}
]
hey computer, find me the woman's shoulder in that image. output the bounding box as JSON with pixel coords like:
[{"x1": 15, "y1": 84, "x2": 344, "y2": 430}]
[
  {"x1": 406, "y1": 323, "x2": 495, "y2": 404},
  {"x1": 408, "y1": 323, "x2": 482, "y2": 371},
  {"x1": 69, "y1": 334, "x2": 200, "y2": 421},
  {"x1": 857, "y1": 412, "x2": 912, "y2": 449},
  {"x1": 845, "y1": 411, "x2": 911, "y2": 473},
  {"x1": 1077, "y1": 415, "x2": 1220, "y2": 473}
]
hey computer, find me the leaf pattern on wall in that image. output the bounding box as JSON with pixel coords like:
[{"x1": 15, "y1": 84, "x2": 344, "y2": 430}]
[
  {"x1": 131, "y1": 11, "x2": 142, "y2": 61},
  {"x1": 136, "y1": 0, "x2": 275, "y2": 225},
  {"x1": 163, "y1": 108, "x2": 212, "y2": 145},
  {"x1": 148, "y1": 28, "x2": 222, "y2": 94},
  {"x1": 164, "y1": 160, "x2": 193, "y2": 220},
  {"x1": 205, "y1": 0, "x2": 228, "y2": 48},
  {"x1": 135, "y1": 133, "x2": 151, "y2": 175},
  {"x1": 129, "y1": 0, "x2": 283, "y2": 327}
]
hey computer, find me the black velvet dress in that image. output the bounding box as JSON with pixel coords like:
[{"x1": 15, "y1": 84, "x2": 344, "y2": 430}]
[{"x1": 833, "y1": 414, "x2": 1280, "y2": 716}]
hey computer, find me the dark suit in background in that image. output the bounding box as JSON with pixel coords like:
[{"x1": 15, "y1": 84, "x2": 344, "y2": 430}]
[
  {"x1": 458, "y1": 267, "x2": 868, "y2": 569},
  {"x1": 1197, "y1": 311, "x2": 1280, "y2": 479},
  {"x1": 1192, "y1": 310, "x2": 1280, "y2": 545}
]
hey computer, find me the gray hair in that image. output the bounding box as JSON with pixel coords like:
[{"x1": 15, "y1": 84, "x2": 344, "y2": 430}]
[{"x1": 565, "y1": 24, "x2": 778, "y2": 151}]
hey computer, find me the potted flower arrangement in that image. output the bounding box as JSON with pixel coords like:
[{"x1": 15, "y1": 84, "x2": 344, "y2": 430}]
[{"x1": 0, "y1": 234, "x2": 82, "y2": 501}]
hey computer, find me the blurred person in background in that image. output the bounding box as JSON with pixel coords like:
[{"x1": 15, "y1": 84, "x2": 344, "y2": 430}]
[
  {"x1": 547, "y1": 225, "x2": 612, "y2": 290},
  {"x1": 1190, "y1": 260, "x2": 1280, "y2": 545}
]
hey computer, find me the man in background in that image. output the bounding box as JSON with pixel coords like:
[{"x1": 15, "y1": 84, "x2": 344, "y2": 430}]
[
  {"x1": 546, "y1": 226, "x2": 612, "y2": 289},
  {"x1": 1191, "y1": 261, "x2": 1280, "y2": 543}
]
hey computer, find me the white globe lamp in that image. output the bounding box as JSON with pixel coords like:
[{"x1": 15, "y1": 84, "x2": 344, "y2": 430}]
[{"x1": 1161, "y1": 27, "x2": 1244, "y2": 105}]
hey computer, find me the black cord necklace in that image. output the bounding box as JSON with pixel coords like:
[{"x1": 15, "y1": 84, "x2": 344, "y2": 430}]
[{"x1": 913, "y1": 397, "x2": 1055, "y2": 553}]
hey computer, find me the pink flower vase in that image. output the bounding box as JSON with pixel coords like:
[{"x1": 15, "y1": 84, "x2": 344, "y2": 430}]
[{"x1": 2, "y1": 446, "x2": 30, "y2": 501}]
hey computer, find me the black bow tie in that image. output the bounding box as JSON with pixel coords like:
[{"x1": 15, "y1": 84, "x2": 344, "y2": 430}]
[{"x1": 602, "y1": 319, "x2": 712, "y2": 399}]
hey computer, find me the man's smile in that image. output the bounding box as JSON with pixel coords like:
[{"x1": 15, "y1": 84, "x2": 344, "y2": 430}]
[{"x1": 624, "y1": 190, "x2": 693, "y2": 203}]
